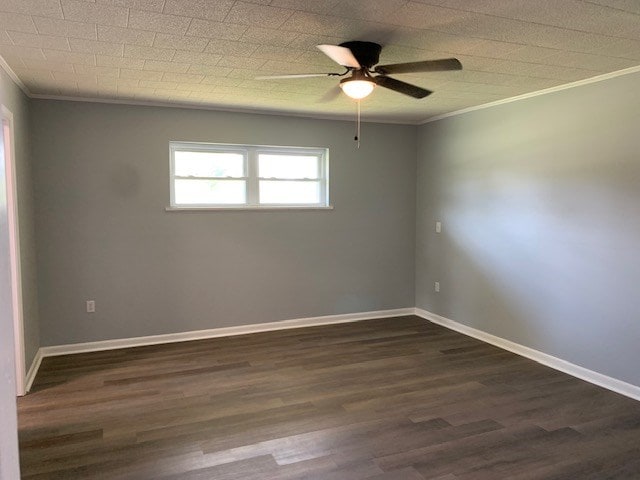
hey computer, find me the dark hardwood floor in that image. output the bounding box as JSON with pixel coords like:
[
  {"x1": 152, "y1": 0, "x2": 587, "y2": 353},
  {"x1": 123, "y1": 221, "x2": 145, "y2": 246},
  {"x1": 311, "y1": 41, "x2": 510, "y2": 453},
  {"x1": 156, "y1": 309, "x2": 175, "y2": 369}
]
[{"x1": 18, "y1": 316, "x2": 640, "y2": 479}]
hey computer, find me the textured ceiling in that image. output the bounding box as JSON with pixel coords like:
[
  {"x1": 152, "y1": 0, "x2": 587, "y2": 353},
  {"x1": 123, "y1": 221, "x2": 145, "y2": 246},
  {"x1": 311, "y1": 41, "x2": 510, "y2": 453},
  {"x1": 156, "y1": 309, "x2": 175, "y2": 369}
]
[{"x1": 0, "y1": 0, "x2": 639, "y2": 123}]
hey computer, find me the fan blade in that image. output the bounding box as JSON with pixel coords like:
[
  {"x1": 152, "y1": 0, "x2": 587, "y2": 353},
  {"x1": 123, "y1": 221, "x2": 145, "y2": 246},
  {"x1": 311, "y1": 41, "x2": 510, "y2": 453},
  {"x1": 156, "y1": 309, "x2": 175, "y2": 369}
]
[
  {"x1": 317, "y1": 44, "x2": 361, "y2": 68},
  {"x1": 374, "y1": 76, "x2": 433, "y2": 99},
  {"x1": 256, "y1": 73, "x2": 339, "y2": 80},
  {"x1": 374, "y1": 58, "x2": 462, "y2": 75},
  {"x1": 318, "y1": 85, "x2": 342, "y2": 103}
]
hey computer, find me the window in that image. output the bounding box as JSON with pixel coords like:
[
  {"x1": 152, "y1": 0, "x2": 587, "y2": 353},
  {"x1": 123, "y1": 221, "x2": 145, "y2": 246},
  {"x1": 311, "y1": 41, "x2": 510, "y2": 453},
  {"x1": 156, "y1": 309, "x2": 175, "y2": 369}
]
[{"x1": 169, "y1": 142, "x2": 329, "y2": 209}]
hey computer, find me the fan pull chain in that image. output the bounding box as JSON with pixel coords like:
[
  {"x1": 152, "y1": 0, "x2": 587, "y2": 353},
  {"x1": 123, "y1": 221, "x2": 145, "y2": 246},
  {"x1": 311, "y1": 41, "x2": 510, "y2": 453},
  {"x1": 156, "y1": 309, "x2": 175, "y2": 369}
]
[{"x1": 355, "y1": 99, "x2": 361, "y2": 149}]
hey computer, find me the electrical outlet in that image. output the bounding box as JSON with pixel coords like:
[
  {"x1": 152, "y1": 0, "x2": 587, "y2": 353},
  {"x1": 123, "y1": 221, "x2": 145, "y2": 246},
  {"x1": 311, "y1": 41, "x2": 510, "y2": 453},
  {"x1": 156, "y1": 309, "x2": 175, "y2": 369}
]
[
  {"x1": 86, "y1": 300, "x2": 95, "y2": 313},
  {"x1": 435, "y1": 221, "x2": 442, "y2": 233},
  {"x1": 434, "y1": 282, "x2": 440, "y2": 292}
]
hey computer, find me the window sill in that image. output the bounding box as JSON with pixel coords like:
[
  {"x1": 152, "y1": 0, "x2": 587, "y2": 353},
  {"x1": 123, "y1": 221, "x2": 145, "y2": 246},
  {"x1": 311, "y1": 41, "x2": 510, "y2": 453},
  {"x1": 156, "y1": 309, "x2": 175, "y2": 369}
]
[{"x1": 165, "y1": 205, "x2": 334, "y2": 212}]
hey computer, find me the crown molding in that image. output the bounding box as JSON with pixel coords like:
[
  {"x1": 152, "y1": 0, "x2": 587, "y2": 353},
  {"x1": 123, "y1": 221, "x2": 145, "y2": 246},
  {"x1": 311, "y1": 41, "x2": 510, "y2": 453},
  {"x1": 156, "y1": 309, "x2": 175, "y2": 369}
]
[
  {"x1": 420, "y1": 64, "x2": 640, "y2": 124},
  {"x1": 0, "y1": 54, "x2": 30, "y2": 97},
  {"x1": 28, "y1": 93, "x2": 418, "y2": 125}
]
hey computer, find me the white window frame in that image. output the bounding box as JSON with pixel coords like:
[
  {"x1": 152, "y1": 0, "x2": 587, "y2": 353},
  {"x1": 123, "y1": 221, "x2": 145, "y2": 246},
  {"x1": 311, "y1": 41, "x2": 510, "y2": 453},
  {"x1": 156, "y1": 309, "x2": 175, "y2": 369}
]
[{"x1": 168, "y1": 142, "x2": 331, "y2": 210}]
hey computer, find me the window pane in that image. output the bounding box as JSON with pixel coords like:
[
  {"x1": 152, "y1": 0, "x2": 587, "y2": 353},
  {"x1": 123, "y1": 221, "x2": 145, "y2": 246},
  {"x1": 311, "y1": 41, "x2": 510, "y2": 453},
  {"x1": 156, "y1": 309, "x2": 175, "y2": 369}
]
[
  {"x1": 259, "y1": 181, "x2": 320, "y2": 204},
  {"x1": 174, "y1": 150, "x2": 244, "y2": 178},
  {"x1": 258, "y1": 154, "x2": 319, "y2": 179},
  {"x1": 174, "y1": 179, "x2": 246, "y2": 204}
]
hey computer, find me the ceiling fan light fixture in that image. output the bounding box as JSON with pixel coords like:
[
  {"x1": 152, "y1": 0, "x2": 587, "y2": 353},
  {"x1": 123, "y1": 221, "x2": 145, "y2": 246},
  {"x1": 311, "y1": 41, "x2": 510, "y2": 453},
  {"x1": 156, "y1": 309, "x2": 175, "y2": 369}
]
[{"x1": 339, "y1": 77, "x2": 376, "y2": 100}]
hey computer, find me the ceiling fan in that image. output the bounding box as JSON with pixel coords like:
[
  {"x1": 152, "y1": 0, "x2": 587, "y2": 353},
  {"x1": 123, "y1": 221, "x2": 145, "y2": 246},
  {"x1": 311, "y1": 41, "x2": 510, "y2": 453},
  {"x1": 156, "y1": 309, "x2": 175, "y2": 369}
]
[{"x1": 256, "y1": 41, "x2": 462, "y2": 100}]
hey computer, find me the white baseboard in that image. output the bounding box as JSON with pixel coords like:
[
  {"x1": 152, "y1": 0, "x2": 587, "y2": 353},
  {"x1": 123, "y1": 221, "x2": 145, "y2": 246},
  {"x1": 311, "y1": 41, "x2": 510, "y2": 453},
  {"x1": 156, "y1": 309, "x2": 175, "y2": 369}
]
[
  {"x1": 26, "y1": 307, "x2": 640, "y2": 403},
  {"x1": 38, "y1": 308, "x2": 415, "y2": 358},
  {"x1": 414, "y1": 308, "x2": 640, "y2": 402},
  {"x1": 24, "y1": 348, "x2": 43, "y2": 394}
]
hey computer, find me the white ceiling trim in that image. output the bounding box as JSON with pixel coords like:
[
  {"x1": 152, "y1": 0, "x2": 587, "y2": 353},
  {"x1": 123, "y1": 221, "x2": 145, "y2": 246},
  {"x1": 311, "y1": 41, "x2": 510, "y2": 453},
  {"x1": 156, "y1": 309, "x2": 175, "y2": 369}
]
[
  {"x1": 421, "y1": 64, "x2": 640, "y2": 124},
  {"x1": 27, "y1": 93, "x2": 418, "y2": 125},
  {"x1": 0, "y1": 54, "x2": 30, "y2": 97}
]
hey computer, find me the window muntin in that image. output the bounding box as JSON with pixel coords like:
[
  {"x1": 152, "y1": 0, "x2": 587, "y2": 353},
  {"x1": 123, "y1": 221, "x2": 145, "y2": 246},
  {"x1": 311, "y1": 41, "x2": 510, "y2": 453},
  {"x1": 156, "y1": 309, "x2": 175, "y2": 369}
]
[{"x1": 170, "y1": 142, "x2": 328, "y2": 208}]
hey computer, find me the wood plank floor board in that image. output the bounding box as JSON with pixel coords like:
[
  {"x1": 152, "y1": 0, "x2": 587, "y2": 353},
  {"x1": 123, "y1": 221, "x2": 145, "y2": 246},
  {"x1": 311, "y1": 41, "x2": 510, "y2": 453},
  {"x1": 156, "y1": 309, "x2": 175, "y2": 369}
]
[{"x1": 18, "y1": 316, "x2": 640, "y2": 479}]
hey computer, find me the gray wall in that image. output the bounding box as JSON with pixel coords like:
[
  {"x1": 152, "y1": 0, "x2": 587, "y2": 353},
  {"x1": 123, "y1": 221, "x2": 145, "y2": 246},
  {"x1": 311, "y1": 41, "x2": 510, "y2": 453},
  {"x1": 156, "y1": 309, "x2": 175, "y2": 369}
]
[
  {"x1": 32, "y1": 100, "x2": 417, "y2": 346},
  {"x1": 0, "y1": 66, "x2": 24, "y2": 479},
  {"x1": 0, "y1": 69, "x2": 39, "y2": 371},
  {"x1": 1, "y1": 69, "x2": 40, "y2": 371},
  {"x1": 416, "y1": 71, "x2": 640, "y2": 386}
]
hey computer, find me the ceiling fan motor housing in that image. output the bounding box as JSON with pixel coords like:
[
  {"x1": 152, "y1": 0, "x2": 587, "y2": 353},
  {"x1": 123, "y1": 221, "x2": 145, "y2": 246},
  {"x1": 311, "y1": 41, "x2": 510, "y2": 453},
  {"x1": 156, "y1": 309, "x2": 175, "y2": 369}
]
[{"x1": 339, "y1": 41, "x2": 382, "y2": 68}]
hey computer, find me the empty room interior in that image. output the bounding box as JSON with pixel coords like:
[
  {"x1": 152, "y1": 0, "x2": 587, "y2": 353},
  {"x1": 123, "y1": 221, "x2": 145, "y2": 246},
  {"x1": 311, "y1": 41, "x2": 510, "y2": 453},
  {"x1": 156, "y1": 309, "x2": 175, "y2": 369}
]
[{"x1": 1, "y1": 1, "x2": 640, "y2": 479}]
